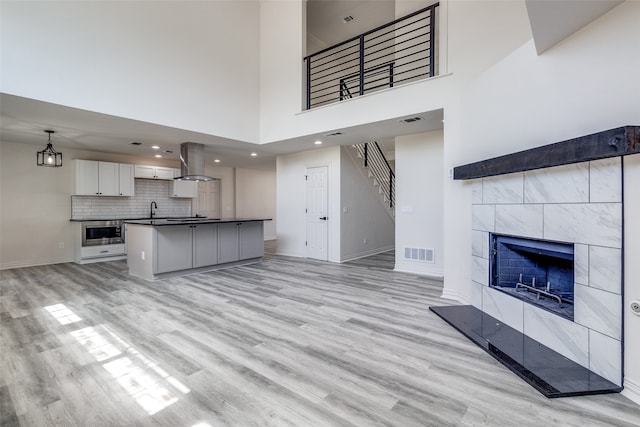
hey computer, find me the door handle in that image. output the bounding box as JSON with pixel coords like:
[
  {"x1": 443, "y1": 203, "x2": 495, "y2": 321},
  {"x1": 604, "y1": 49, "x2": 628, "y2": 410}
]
[{"x1": 319, "y1": 216, "x2": 328, "y2": 220}]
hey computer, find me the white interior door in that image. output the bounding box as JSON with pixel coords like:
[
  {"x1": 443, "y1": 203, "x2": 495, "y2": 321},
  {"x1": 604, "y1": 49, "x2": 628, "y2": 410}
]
[
  {"x1": 306, "y1": 166, "x2": 328, "y2": 261},
  {"x1": 195, "y1": 180, "x2": 221, "y2": 219}
]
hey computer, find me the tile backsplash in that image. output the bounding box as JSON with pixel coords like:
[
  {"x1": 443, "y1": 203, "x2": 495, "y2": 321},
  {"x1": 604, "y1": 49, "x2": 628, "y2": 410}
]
[{"x1": 71, "y1": 179, "x2": 192, "y2": 219}]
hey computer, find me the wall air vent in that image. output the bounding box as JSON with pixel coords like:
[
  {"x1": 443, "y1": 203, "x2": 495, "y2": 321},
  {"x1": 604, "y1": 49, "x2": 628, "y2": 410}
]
[
  {"x1": 399, "y1": 117, "x2": 423, "y2": 124},
  {"x1": 404, "y1": 247, "x2": 434, "y2": 263}
]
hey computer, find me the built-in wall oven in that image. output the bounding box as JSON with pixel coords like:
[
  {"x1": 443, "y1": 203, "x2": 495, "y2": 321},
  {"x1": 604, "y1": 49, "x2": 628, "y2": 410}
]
[{"x1": 81, "y1": 220, "x2": 124, "y2": 247}]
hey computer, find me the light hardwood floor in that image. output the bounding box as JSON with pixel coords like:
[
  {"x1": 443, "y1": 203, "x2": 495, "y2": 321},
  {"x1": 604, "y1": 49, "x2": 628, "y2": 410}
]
[{"x1": 1, "y1": 249, "x2": 639, "y2": 426}]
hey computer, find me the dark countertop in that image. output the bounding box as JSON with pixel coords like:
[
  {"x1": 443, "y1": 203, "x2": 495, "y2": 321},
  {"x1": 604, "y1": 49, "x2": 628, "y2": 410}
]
[
  {"x1": 70, "y1": 216, "x2": 213, "y2": 222},
  {"x1": 124, "y1": 218, "x2": 270, "y2": 226}
]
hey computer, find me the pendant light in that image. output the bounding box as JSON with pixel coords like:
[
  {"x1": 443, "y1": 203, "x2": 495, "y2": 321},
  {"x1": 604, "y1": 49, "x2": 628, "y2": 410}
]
[{"x1": 37, "y1": 130, "x2": 62, "y2": 167}]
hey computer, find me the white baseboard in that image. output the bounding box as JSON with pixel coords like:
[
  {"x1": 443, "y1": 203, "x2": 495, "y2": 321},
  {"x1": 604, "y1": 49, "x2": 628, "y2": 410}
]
[
  {"x1": 393, "y1": 264, "x2": 444, "y2": 280},
  {"x1": 440, "y1": 286, "x2": 472, "y2": 304},
  {"x1": 623, "y1": 377, "x2": 640, "y2": 406},
  {"x1": 0, "y1": 256, "x2": 74, "y2": 270},
  {"x1": 340, "y1": 245, "x2": 394, "y2": 263}
]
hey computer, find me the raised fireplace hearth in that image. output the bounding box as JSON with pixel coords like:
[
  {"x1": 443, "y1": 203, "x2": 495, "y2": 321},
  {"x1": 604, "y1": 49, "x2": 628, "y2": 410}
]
[{"x1": 490, "y1": 234, "x2": 574, "y2": 320}]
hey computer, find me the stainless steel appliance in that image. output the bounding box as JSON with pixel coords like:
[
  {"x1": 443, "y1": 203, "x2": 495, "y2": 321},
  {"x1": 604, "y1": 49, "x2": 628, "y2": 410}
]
[{"x1": 81, "y1": 220, "x2": 124, "y2": 247}]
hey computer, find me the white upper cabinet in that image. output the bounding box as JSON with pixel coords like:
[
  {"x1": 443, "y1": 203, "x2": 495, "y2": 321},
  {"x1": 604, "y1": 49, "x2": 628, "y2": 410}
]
[
  {"x1": 170, "y1": 168, "x2": 197, "y2": 198},
  {"x1": 118, "y1": 163, "x2": 135, "y2": 196},
  {"x1": 97, "y1": 161, "x2": 119, "y2": 195},
  {"x1": 155, "y1": 167, "x2": 176, "y2": 180},
  {"x1": 171, "y1": 180, "x2": 198, "y2": 198},
  {"x1": 74, "y1": 160, "x2": 134, "y2": 196},
  {"x1": 75, "y1": 160, "x2": 100, "y2": 195},
  {"x1": 135, "y1": 165, "x2": 175, "y2": 180}
]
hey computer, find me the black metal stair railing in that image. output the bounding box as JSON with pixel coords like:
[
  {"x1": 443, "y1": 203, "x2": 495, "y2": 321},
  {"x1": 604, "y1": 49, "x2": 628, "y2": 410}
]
[
  {"x1": 305, "y1": 2, "x2": 439, "y2": 110},
  {"x1": 353, "y1": 142, "x2": 395, "y2": 209}
]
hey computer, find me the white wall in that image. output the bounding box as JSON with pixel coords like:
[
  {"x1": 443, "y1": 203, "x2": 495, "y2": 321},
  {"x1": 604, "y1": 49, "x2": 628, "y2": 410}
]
[
  {"x1": 0, "y1": 1, "x2": 260, "y2": 143},
  {"x1": 276, "y1": 146, "x2": 341, "y2": 261},
  {"x1": 0, "y1": 140, "x2": 182, "y2": 269},
  {"x1": 438, "y1": 0, "x2": 640, "y2": 402},
  {"x1": 340, "y1": 147, "x2": 395, "y2": 261},
  {"x1": 260, "y1": 0, "x2": 306, "y2": 136},
  {"x1": 235, "y1": 167, "x2": 277, "y2": 240},
  {"x1": 395, "y1": 131, "x2": 444, "y2": 277},
  {"x1": 203, "y1": 164, "x2": 237, "y2": 220},
  {"x1": 623, "y1": 153, "x2": 640, "y2": 403}
]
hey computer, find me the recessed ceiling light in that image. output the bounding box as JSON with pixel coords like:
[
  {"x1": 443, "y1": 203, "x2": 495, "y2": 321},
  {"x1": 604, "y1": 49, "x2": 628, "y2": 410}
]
[
  {"x1": 250, "y1": 152, "x2": 257, "y2": 157},
  {"x1": 154, "y1": 154, "x2": 162, "y2": 158},
  {"x1": 130, "y1": 141, "x2": 142, "y2": 146},
  {"x1": 151, "y1": 145, "x2": 160, "y2": 149},
  {"x1": 314, "y1": 140, "x2": 323, "y2": 145},
  {"x1": 214, "y1": 159, "x2": 221, "y2": 163}
]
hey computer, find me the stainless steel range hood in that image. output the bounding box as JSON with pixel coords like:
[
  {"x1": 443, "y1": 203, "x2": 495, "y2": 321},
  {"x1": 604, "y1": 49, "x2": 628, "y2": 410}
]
[{"x1": 175, "y1": 142, "x2": 215, "y2": 181}]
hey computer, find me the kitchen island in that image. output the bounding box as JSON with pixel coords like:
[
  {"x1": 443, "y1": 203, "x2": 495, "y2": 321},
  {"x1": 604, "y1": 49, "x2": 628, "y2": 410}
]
[{"x1": 125, "y1": 218, "x2": 267, "y2": 281}]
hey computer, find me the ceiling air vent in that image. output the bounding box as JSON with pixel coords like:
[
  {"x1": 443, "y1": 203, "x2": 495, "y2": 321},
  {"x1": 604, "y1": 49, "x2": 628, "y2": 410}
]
[
  {"x1": 324, "y1": 131, "x2": 343, "y2": 137},
  {"x1": 400, "y1": 117, "x2": 423, "y2": 124}
]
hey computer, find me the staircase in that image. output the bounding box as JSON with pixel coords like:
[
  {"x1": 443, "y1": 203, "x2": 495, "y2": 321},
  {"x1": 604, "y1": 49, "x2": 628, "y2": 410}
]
[{"x1": 350, "y1": 142, "x2": 395, "y2": 219}]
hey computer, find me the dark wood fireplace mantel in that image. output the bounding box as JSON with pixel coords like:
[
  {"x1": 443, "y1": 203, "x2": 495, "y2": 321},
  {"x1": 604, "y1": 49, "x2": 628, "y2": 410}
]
[{"x1": 453, "y1": 125, "x2": 639, "y2": 180}]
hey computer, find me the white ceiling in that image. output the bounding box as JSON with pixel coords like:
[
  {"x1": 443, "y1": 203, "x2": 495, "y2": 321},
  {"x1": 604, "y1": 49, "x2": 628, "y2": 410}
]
[
  {"x1": 306, "y1": 0, "x2": 395, "y2": 54},
  {"x1": 0, "y1": 92, "x2": 443, "y2": 169},
  {"x1": 1, "y1": 1, "x2": 443, "y2": 169},
  {"x1": 525, "y1": 0, "x2": 623, "y2": 54},
  {"x1": 0, "y1": 93, "x2": 277, "y2": 169}
]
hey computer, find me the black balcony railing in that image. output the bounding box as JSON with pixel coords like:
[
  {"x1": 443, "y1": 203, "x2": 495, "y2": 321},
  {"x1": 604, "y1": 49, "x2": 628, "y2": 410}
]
[{"x1": 304, "y1": 3, "x2": 439, "y2": 110}]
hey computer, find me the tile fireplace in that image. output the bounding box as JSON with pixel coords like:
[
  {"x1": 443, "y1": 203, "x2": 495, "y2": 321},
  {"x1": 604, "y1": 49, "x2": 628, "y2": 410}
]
[{"x1": 433, "y1": 126, "x2": 639, "y2": 397}]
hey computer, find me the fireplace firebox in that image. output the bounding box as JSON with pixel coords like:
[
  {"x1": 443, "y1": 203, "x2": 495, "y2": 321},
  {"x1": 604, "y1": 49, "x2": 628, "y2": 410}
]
[{"x1": 489, "y1": 234, "x2": 574, "y2": 320}]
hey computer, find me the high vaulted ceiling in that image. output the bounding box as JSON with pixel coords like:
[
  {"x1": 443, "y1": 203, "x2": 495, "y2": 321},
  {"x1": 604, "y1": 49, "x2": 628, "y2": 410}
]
[
  {"x1": 3, "y1": 0, "x2": 620, "y2": 169},
  {"x1": 1, "y1": 1, "x2": 426, "y2": 169}
]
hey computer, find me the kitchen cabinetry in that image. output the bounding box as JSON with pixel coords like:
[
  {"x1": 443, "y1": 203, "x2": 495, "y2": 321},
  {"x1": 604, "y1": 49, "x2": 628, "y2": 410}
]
[
  {"x1": 118, "y1": 164, "x2": 135, "y2": 196},
  {"x1": 170, "y1": 175, "x2": 198, "y2": 198},
  {"x1": 134, "y1": 165, "x2": 175, "y2": 180},
  {"x1": 217, "y1": 223, "x2": 240, "y2": 264},
  {"x1": 72, "y1": 222, "x2": 127, "y2": 264},
  {"x1": 155, "y1": 223, "x2": 218, "y2": 273},
  {"x1": 126, "y1": 219, "x2": 265, "y2": 280},
  {"x1": 74, "y1": 160, "x2": 133, "y2": 196},
  {"x1": 217, "y1": 221, "x2": 264, "y2": 263}
]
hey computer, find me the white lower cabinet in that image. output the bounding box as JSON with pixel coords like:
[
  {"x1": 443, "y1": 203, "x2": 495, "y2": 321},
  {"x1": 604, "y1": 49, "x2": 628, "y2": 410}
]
[{"x1": 80, "y1": 244, "x2": 126, "y2": 259}]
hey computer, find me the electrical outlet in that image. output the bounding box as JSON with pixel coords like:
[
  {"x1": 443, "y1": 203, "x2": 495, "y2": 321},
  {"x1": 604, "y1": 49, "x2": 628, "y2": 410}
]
[
  {"x1": 58, "y1": 242, "x2": 64, "y2": 249},
  {"x1": 363, "y1": 237, "x2": 367, "y2": 245},
  {"x1": 631, "y1": 300, "x2": 640, "y2": 316},
  {"x1": 141, "y1": 251, "x2": 145, "y2": 260}
]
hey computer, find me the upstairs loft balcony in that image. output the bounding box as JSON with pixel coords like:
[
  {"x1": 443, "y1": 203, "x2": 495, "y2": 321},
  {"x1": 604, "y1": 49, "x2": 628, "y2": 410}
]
[{"x1": 304, "y1": 2, "x2": 440, "y2": 110}]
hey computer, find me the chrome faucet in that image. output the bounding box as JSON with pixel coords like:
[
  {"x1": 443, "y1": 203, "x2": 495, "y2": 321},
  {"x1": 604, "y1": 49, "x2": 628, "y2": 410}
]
[{"x1": 150, "y1": 201, "x2": 158, "y2": 218}]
